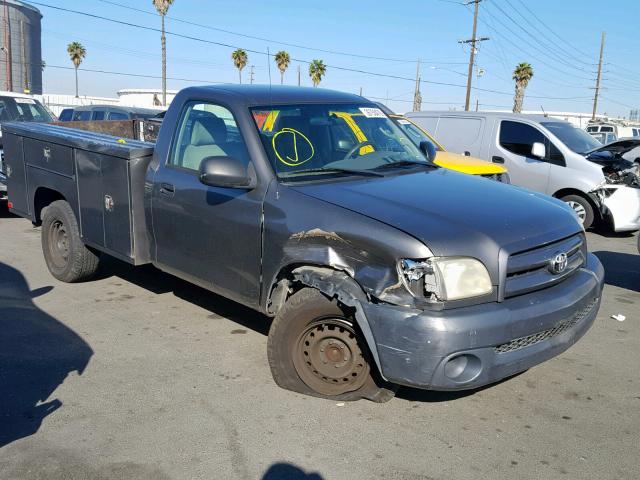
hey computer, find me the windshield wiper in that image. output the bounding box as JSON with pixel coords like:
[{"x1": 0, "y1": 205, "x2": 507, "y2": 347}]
[
  {"x1": 284, "y1": 167, "x2": 384, "y2": 177},
  {"x1": 374, "y1": 160, "x2": 436, "y2": 170}
]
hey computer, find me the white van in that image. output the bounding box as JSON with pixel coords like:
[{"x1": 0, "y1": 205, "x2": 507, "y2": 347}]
[
  {"x1": 406, "y1": 111, "x2": 640, "y2": 231},
  {"x1": 586, "y1": 122, "x2": 640, "y2": 144}
]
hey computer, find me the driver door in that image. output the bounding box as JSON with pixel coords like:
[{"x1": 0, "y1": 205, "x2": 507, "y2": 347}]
[
  {"x1": 151, "y1": 101, "x2": 263, "y2": 307},
  {"x1": 493, "y1": 120, "x2": 551, "y2": 193}
]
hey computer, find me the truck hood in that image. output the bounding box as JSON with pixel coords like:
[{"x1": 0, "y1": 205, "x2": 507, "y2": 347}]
[
  {"x1": 434, "y1": 151, "x2": 506, "y2": 175},
  {"x1": 290, "y1": 169, "x2": 581, "y2": 278}
]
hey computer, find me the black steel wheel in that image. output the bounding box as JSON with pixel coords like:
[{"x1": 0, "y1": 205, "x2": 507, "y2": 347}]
[
  {"x1": 46, "y1": 219, "x2": 70, "y2": 270},
  {"x1": 267, "y1": 287, "x2": 396, "y2": 402},
  {"x1": 292, "y1": 317, "x2": 370, "y2": 396},
  {"x1": 41, "y1": 200, "x2": 100, "y2": 282}
]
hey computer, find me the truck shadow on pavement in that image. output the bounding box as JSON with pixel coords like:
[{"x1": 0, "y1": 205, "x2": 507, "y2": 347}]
[
  {"x1": 0, "y1": 261, "x2": 93, "y2": 448},
  {"x1": 96, "y1": 256, "x2": 272, "y2": 336},
  {"x1": 593, "y1": 251, "x2": 640, "y2": 292}
]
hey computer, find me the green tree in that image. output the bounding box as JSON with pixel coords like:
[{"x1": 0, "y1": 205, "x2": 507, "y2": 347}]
[
  {"x1": 152, "y1": 0, "x2": 175, "y2": 106},
  {"x1": 512, "y1": 62, "x2": 534, "y2": 113},
  {"x1": 274, "y1": 51, "x2": 290, "y2": 85},
  {"x1": 67, "y1": 42, "x2": 86, "y2": 98},
  {"x1": 308, "y1": 59, "x2": 326, "y2": 87},
  {"x1": 232, "y1": 49, "x2": 248, "y2": 84}
]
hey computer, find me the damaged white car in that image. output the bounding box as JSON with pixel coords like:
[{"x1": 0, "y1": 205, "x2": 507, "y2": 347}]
[
  {"x1": 584, "y1": 138, "x2": 640, "y2": 231},
  {"x1": 405, "y1": 112, "x2": 640, "y2": 231}
]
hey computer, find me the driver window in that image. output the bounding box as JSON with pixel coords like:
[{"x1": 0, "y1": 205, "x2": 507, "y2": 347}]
[
  {"x1": 169, "y1": 102, "x2": 249, "y2": 171},
  {"x1": 499, "y1": 121, "x2": 545, "y2": 157}
]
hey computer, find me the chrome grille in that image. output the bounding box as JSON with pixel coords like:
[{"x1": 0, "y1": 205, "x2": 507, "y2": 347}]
[
  {"x1": 504, "y1": 233, "x2": 586, "y2": 298},
  {"x1": 494, "y1": 297, "x2": 598, "y2": 354}
]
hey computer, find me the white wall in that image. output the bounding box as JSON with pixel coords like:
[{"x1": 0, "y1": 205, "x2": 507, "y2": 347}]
[{"x1": 40, "y1": 94, "x2": 120, "y2": 116}]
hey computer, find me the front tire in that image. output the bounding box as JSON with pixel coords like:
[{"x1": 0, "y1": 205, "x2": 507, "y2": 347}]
[
  {"x1": 267, "y1": 288, "x2": 395, "y2": 402},
  {"x1": 561, "y1": 194, "x2": 594, "y2": 229},
  {"x1": 41, "y1": 200, "x2": 100, "y2": 282}
]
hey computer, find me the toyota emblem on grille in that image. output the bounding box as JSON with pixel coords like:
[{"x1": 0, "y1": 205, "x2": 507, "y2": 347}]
[{"x1": 549, "y1": 252, "x2": 568, "y2": 274}]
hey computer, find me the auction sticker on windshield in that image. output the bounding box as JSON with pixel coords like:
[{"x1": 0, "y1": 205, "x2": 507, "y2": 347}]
[
  {"x1": 359, "y1": 107, "x2": 386, "y2": 118},
  {"x1": 15, "y1": 98, "x2": 36, "y2": 104}
]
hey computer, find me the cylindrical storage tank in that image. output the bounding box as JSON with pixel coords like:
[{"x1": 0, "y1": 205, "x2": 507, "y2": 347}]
[{"x1": 0, "y1": 0, "x2": 42, "y2": 94}]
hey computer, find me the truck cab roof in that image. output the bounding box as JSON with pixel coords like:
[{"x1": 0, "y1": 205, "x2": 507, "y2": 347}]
[{"x1": 180, "y1": 85, "x2": 366, "y2": 106}]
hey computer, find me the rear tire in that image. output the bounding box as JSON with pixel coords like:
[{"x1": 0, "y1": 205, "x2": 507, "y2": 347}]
[
  {"x1": 561, "y1": 194, "x2": 594, "y2": 229},
  {"x1": 267, "y1": 288, "x2": 396, "y2": 402},
  {"x1": 41, "y1": 200, "x2": 100, "y2": 282}
]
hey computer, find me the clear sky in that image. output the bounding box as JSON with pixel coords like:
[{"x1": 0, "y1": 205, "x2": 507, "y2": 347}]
[{"x1": 37, "y1": 0, "x2": 640, "y2": 116}]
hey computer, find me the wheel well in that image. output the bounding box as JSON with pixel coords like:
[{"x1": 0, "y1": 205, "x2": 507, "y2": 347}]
[
  {"x1": 553, "y1": 188, "x2": 600, "y2": 220},
  {"x1": 553, "y1": 188, "x2": 589, "y2": 201},
  {"x1": 266, "y1": 263, "x2": 365, "y2": 316},
  {"x1": 33, "y1": 187, "x2": 65, "y2": 224}
]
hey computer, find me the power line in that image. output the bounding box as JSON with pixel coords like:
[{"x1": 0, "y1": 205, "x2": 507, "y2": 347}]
[
  {"x1": 481, "y1": 2, "x2": 592, "y2": 79},
  {"x1": 26, "y1": 1, "x2": 607, "y2": 103},
  {"x1": 0, "y1": 58, "x2": 228, "y2": 83},
  {"x1": 514, "y1": 0, "x2": 594, "y2": 61},
  {"x1": 505, "y1": 0, "x2": 592, "y2": 67},
  {"x1": 95, "y1": 0, "x2": 467, "y2": 65},
  {"x1": 469, "y1": 3, "x2": 591, "y2": 82}
]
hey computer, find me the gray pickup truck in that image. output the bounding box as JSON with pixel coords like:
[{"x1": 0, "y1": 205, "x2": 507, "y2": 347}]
[{"x1": 3, "y1": 85, "x2": 604, "y2": 402}]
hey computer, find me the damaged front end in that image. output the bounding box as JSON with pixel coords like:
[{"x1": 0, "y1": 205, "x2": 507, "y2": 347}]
[{"x1": 588, "y1": 152, "x2": 640, "y2": 231}]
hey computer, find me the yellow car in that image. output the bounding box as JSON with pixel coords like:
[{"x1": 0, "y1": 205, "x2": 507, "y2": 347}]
[{"x1": 387, "y1": 114, "x2": 509, "y2": 182}]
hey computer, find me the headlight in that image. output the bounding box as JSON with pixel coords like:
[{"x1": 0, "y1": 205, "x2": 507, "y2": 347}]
[{"x1": 400, "y1": 257, "x2": 493, "y2": 301}]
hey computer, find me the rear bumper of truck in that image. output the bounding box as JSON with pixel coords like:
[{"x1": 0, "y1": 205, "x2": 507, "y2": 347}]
[{"x1": 361, "y1": 253, "x2": 604, "y2": 390}]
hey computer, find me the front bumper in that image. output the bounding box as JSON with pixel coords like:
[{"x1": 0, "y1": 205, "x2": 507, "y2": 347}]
[
  {"x1": 594, "y1": 185, "x2": 640, "y2": 232},
  {"x1": 361, "y1": 253, "x2": 604, "y2": 390}
]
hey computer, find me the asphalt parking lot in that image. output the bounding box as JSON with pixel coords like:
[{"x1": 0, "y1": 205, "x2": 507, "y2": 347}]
[{"x1": 0, "y1": 207, "x2": 638, "y2": 480}]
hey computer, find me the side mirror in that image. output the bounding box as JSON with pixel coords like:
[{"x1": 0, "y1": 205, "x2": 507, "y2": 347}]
[
  {"x1": 531, "y1": 142, "x2": 546, "y2": 159},
  {"x1": 198, "y1": 156, "x2": 254, "y2": 189},
  {"x1": 420, "y1": 140, "x2": 438, "y2": 162}
]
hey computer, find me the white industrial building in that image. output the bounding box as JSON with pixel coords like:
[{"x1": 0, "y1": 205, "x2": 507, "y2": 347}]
[{"x1": 40, "y1": 88, "x2": 177, "y2": 116}]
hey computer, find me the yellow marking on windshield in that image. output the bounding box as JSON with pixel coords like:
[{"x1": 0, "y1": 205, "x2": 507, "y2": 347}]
[
  {"x1": 272, "y1": 128, "x2": 315, "y2": 167},
  {"x1": 263, "y1": 110, "x2": 279, "y2": 132},
  {"x1": 331, "y1": 112, "x2": 375, "y2": 155}
]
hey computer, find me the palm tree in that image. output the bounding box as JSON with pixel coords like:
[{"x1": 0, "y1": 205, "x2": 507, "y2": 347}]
[
  {"x1": 309, "y1": 59, "x2": 326, "y2": 87},
  {"x1": 152, "y1": 0, "x2": 174, "y2": 106},
  {"x1": 512, "y1": 62, "x2": 534, "y2": 113},
  {"x1": 274, "y1": 51, "x2": 290, "y2": 85},
  {"x1": 232, "y1": 49, "x2": 248, "y2": 84},
  {"x1": 67, "y1": 42, "x2": 86, "y2": 98}
]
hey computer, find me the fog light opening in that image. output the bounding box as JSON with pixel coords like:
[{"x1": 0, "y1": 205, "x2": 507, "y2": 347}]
[{"x1": 444, "y1": 354, "x2": 481, "y2": 383}]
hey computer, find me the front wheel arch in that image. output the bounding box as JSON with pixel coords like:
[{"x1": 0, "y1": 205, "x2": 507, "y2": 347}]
[{"x1": 553, "y1": 188, "x2": 598, "y2": 229}]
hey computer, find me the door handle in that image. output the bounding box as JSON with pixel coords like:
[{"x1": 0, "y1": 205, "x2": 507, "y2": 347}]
[
  {"x1": 160, "y1": 183, "x2": 175, "y2": 196},
  {"x1": 492, "y1": 156, "x2": 505, "y2": 164}
]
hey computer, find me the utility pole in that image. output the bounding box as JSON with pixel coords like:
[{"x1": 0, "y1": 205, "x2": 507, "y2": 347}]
[
  {"x1": 297, "y1": 64, "x2": 300, "y2": 86},
  {"x1": 459, "y1": 0, "x2": 489, "y2": 111},
  {"x1": 412, "y1": 59, "x2": 422, "y2": 112},
  {"x1": 591, "y1": 31, "x2": 606, "y2": 121},
  {"x1": 359, "y1": 86, "x2": 362, "y2": 96},
  {"x1": 249, "y1": 65, "x2": 255, "y2": 84}
]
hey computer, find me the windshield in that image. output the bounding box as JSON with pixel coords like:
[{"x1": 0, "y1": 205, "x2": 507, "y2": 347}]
[
  {"x1": 390, "y1": 116, "x2": 443, "y2": 152},
  {"x1": 251, "y1": 104, "x2": 429, "y2": 179},
  {"x1": 0, "y1": 96, "x2": 53, "y2": 123},
  {"x1": 541, "y1": 121, "x2": 601, "y2": 154}
]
